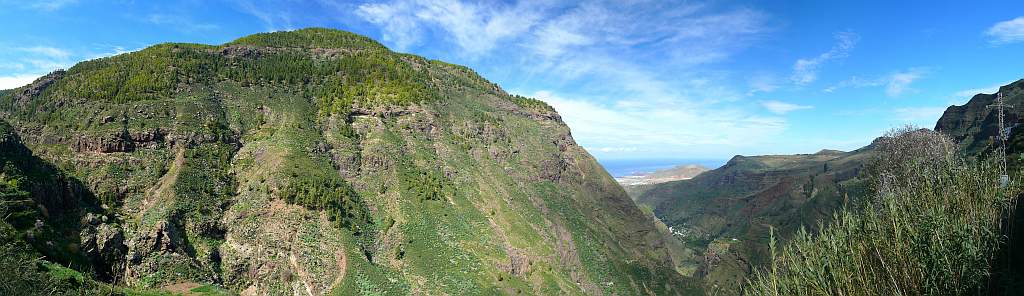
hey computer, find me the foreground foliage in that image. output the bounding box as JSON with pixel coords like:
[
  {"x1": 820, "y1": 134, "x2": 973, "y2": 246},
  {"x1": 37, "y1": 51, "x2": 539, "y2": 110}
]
[{"x1": 747, "y1": 127, "x2": 1019, "y2": 295}]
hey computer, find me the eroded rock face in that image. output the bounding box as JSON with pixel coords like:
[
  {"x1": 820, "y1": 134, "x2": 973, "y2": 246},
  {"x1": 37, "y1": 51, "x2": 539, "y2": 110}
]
[
  {"x1": 80, "y1": 213, "x2": 127, "y2": 278},
  {"x1": 14, "y1": 70, "x2": 64, "y2": 107},
  {"x1": 127, "y1": 220, "x2": 181, "y2": 263},
  {"x1": 72, "y1": 129, "x2": 165, "y2": 153}
]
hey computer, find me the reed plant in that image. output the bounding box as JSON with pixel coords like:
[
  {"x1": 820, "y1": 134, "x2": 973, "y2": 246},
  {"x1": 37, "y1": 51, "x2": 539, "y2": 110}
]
[{"x1": 747, "y1": 126, "x2": 1020, "y2": 295}]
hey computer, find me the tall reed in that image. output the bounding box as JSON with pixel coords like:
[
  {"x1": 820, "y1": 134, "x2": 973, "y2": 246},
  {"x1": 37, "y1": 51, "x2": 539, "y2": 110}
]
[{"x1": 747, "y1": 127, "x2": 1020, "y2": 295}]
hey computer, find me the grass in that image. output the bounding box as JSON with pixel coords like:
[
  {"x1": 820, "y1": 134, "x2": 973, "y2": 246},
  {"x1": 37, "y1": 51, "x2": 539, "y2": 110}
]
[{"x1": 747, "y1": 127, "x2": 1019, "y2": 296}]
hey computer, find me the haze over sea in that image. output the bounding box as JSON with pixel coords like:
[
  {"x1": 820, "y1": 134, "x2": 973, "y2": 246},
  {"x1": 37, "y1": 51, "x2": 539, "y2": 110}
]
[{"x1": 598, "y1": 158, "x2": 727, "y2": 178}]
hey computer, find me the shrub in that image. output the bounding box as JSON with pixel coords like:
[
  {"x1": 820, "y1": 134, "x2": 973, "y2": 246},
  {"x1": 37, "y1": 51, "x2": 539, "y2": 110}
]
[{"x1": 747, "y1": 127, "x2": 1020, "y2": 295}]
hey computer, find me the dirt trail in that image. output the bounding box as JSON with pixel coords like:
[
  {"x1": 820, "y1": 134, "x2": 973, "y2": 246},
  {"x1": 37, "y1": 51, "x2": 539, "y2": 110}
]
[
  {"x1": 162, "y1": 282, "x2": 201, "y2": 295},
  {"x1": 288, "y1": 245, "x2": 317, "y2": 296},
  {"x1": 141, "y1": 147, "x2": 186, "y2": 212},
  {"x1": 330, "y1": 248, "x2": 348, "y2": 290}
]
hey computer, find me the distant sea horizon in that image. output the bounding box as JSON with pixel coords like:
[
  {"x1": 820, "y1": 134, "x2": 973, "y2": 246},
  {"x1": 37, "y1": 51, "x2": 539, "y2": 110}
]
[{"x1": 598, "y1": 158, "x2": 728, "y2": 178}]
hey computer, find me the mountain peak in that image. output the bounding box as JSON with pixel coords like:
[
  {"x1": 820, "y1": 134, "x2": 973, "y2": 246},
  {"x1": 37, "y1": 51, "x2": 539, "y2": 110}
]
[
  {"x1": 226, "y1": 28, "x2": 388, "y2": 50},
  {"x1": 999, "y1": 79, "x2": 1024, "y2": 94}
]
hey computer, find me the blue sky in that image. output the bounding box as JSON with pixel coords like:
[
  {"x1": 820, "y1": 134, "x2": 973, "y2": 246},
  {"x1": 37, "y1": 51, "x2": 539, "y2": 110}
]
[{"x1": 1, "y1": 0, "x2": 1023, "y2": 160}]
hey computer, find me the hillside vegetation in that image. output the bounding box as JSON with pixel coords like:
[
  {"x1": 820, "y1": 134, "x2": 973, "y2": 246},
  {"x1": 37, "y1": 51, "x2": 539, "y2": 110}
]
[{"x1": 0, "y1": 28, "x2": 697, "y2": 295}]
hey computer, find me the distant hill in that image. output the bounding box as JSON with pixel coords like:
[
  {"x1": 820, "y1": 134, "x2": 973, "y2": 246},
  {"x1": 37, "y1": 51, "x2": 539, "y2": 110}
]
[{"x1": 618, "y1": 164, "x2": 709, "y2": 199}]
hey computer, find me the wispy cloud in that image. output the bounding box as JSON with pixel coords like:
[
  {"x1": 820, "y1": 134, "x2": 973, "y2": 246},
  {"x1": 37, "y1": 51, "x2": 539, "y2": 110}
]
[
  {"x1": 952, "y1": 80, "x2": 1015, "y2": 99},
  {"x1": 357, "y1": 0, "x2": 545, "y2": 54},
  {"x1": 986, "y1": 16, "x2": 1024, "y2": 44},
  {"x1": 20, "y1": 46, "x2": 70, "y2": 60},
  {"x1": 531, "y1": 87, "x2": 788, "y2": 158},
  {"x1": 356, "y1": 1, "x2": 423, "y2": 49},
  {"x1": 893, "y1": 106, "x2": 948, "y2": 123},
  {"x1": 885, "y1": 68, "x2": 927, "y2": 96},
  {"x1": 231, "y1": 0, "x2": 295, "y2": 31},
  {"x1": 824, "y1": 76, "x2": 879, "y2": 93},
  {"x1": 761, "y1": 100, "x2": 812, "y2": 114},
  {"x1": 5, "y1": 46, "x2": 75, "y2": 72},
  {"x1": 526, "y1": 3, "x2": 768, "y2": 65},
  {"x1": 7, "y1": 0, "x2": 79, "y2": 11},
  {"x1": 0, "y1": 74, "x2": 43, "y2": 90},
  {"x1": 0, "y1": 44, "x2": 130, "y2": 90},
  {"x1": 824, "y1": 68, "x2": 928, "y2": 97},
  {"x1": 747, "y1": 73, "x2": 780, "y2": 95},
  {"x1": 791, "y1": 31, "x2": 858, "y2": 85},
  {"x1": 145, "y1": 14, "x2": 220, "y2": 32},
  {"x1": 351, "y1": 0, "x2": 801, "y2": 157}
]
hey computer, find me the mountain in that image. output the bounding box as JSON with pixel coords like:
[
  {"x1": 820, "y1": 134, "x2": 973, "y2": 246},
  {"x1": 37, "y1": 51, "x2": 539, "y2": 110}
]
[
  {"x1": 0, "y1": 28, "x2": 698, "y2": 295},
  {"x1": 636, "y1": 148, "x2": 871, "y2": 293},
  {"x1": 618, "y1": 164, "x2": 709, "y2": 199},
  {"x1": 935, "y1": 79, "x2": 1024, "y2": 162}
]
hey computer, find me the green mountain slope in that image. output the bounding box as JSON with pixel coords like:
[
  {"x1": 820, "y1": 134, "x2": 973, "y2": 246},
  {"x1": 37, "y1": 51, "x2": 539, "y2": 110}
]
[
  {"x1": 636, "y1": 148, "x2": 871, "y2": 293},
  {"x1": 0, "y1": 28, "x2": 698, "y2": 295},
  {"x1": 935, "y1": 79, "x2": 1024, "y2": 164}
]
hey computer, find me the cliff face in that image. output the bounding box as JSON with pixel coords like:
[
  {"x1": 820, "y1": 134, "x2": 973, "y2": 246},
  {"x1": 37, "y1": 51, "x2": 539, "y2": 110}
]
[
  {"x1": 934, "y1": 79, "x2": 1024, "y2": 156},
  {"x1": 0, "y1": 28, "x2": 697, "y2": 295}
]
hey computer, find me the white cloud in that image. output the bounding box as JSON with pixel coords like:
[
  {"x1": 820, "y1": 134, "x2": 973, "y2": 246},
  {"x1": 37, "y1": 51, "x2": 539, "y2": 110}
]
[
  {"x1": 528, "y1": 4, "x2": 598, "y2": 58},
  {"x1": 952, "y1": 80, "x2": 1016, "y2": 99},
  {"x1": 986, "y1": 16, "x2": 1024, "y2": 44},
  {"x1": 531, "y1": 89, "x2": 787, "y2": 158},
  {"x1": 527, "y1": 3, "x2": 767, "y2": 65},
  {"x1": 0, "y1": 44, "x2": 128, "y2": 91},
  {"x1": 823, "y1": 76, "x2": 879, "y2": 93},
  {"x1": 20, "y1": 46, "x2": 70, "y2": 60},
  {"x1": 885, "y1": 68, "x2": 927, "y2": 96},
  {"x1": 761, "y1": 100, "x2": 812, "y2": 114},
  {"x1": 747, "y1": 73, "x2": 779, "y2": 95},
  {"x1": 7, "y1": 0, "x2": 79, "y2": 11},
  {"x1": 594, "y1": 146, "x2": 638, "y2": 153},
  {"x1": 894, "y1": 106, "x2": 948, "y2": 123},
  {"x1": 791, "y1": 31, "x2": 858, "y2": 85},
  {"x1": 231, "y1": 0, "x2": 294, "y2": 31},
  {"x1": 85, "y1": 46, "x2": 132, "y2": 60},
  {"x1": 357, "y1": 0, "x2": 545, "y2": 54},
  {"x1": 823, "y1": 68, "x2": 927, "y2": 97},
  {"x1": 0, "y1": 73, "x2": 43, "y2": 90},
  {"x1": 356, "y1": 1, "x2": 423, "y2": 50},
  {"x1": 145, "y1": 14, "x2": 219, "y2": 32}
]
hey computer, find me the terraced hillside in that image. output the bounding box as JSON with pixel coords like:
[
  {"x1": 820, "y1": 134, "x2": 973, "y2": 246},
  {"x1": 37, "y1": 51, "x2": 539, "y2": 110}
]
[
  {"x1": 0, "y1": 28, "x2": 698, "y2": 295},
  {"x1": 635, "y1": 148, "x2": 871, "y2": 294}
]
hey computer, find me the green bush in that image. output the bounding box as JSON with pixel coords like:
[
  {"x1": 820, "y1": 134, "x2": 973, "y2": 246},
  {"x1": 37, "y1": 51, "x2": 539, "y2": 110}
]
[
  {"x1": 510, "y1": 95, "x2": 555, "y2": 113},
  {"x1": 398, "y1": 165, "x2": 453, "y2": 203}
]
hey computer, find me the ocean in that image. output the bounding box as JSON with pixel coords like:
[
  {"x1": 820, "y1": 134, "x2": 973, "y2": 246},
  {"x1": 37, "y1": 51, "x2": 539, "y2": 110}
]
[{"x1": 598, "y1": 158, "x2": 728, "y2": 178}]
